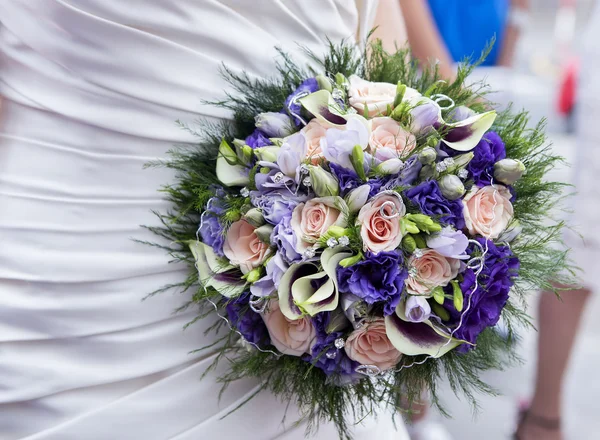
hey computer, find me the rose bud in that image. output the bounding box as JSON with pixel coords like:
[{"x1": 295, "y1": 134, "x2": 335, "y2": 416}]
[
  {"x1": 308, "y1": 165, "x2": 339, "y2": 197},
  {"x1": 255, "y1": 112, "x2": 294, "y2": 138},
  {"x1": 494, "y1": 159, "x2": 526, "y2": 185},
  {"x1": 439, "y1": 174, "x2": 466, "y2": 201}
]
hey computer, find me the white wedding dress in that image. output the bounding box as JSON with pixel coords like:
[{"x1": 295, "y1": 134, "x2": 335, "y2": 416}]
[{"x1": 0, "y1": 1, "x2": 409, "y2": 439}]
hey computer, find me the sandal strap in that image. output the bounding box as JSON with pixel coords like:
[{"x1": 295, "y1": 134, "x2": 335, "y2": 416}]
[{"x1": 525, "y1": 411, "x2": 561, "y2": 430}]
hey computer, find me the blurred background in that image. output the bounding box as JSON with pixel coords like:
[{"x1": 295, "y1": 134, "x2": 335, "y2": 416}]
[{"x1": 429, "y1": 0, "x2": 600, "y2": 438}]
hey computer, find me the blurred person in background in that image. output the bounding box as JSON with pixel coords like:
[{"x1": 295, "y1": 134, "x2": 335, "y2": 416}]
[{"x1": 515, "y1": 1, "x2": 595, "y2": 439}]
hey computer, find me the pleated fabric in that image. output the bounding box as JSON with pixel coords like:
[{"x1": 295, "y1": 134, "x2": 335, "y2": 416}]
[{"x1": 0, "y1": 1, "x2": 408, "y2": 438}]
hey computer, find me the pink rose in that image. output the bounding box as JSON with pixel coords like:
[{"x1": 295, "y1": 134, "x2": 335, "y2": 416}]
[
  {"x1": 301, "y1": 119, "x2": 328, "y2": 161},
  {"x1": 463, "y1": 185, "x2": 514, "y2": 239},
  {"x1": 291, "y1": 196, "x2": 347, "y2": 253},
  {"x1": 344, "y1": 318, "x2": 401, "y2": 371},
  {"x1": 406, "y1": 249, "x2": 460, "y2": 295},
  {"x1": 348, "y1": 75, "x2": 421, "y2": 117},
  {"x1": 357, "y1": 192, "x2": 406, "y2": 253},
  {"x1": 369, "y1": 117, "x2": 416, "y2": 160},
  {"x1": 223, "y1": 219, "x2": 271, "y2": 274},
  {"x1": 262, "y1": 301, "x2": 316, "y2": 356}
]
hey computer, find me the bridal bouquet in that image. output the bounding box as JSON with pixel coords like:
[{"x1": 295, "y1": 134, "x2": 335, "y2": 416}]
[{"x1": 150, "y1": 42, "x2": 572, "y2": 438}]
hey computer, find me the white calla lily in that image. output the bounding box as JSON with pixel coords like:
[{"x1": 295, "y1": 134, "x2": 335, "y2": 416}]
[
  {"x1": 216, "y1": 141, "x2": 250, "y2": 187},
  {"x1": 298, "y1": 90, "x2": 349, "y2": 128},
  {"x1": 384, "y1": 300, "x2": 465, "y2": 357},
  {"x1": 189, "y1": 241, "x2": 246, "y2": 298},
  {"x1": 278, "y1": 248, "x2": 352, "y2": 320},
  {"x1": 442, "y1": 110, "x2": 497, "y2": 152}
]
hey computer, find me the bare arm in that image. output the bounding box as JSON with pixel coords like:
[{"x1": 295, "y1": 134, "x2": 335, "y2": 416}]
[
  {"x1": 497, "y1": 0, "x2": 530, "y2": 67},
  {"x1": 399, "y1": 0, "x2": 455, "y2": 79}
]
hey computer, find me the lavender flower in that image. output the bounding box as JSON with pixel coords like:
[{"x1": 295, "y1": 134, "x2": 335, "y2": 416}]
[
  {"x1": 321, "y1": 117, "x2": 370, "y2": 171},
  {"x1": 285, "y1": 78, "x2": 319, "y2": 126},
  {"x1": 445, "y1": 238, "x2": 519, "y2": 352},
  {"x1": 271, "y1": 213, "x2": 302, "y2": 263},
  {"x1": 250, "y1": 190, "x2": 304, "y2": 225},
  {"x1": 426, "y1": 227, "x2": 469, "y2": 259},
  {"x1": 404, "y1": 180, "x2": 465, "y2": 229},
  {"x1": 466, "y1": 132, "x2": 506, "y2": 186},
  {"x1": 226, "y1": 292, "x2": 269, "y2": 346},
  {"x1": 255, "y1": 112, "x2": 294, "y2": 137},
  {"x1": 330, "y1": 163, "x2": 389, "y2": 198},
  {"x1": 250, "y1": 252, "x2": 288, "y2": 298},
  {"x1": 245, "y1": 129, "x2": 273, "y2": 149},
  {"x1": 277, "y1": 132, "x2": 307, "y2": 178},
  {"x1": 199, "y1": 211, "x2": 225, "y2": 256},
  {"x1": 305, "y1": 312, "x2": 359, "y2": 377},
  {"x1": 337, "y1": 251, "x2": 408, "y2": 316}
]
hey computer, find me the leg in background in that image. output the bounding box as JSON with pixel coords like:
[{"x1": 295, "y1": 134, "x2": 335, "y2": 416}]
[{"x1": 518, "y1": 287, "x2": 591, "y2": 440}]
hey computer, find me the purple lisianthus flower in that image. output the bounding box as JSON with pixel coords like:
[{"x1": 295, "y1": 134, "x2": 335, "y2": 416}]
[
  {"x1": 304, "y1": 312, "x2": 360, "y2": 377},
  {"x1": 330, "y1": 163, "x2": 389, "y2": 197},
  {"x1": 271, "y1": 213, "x2": 302, "y2": 263},
  {"x1": 337, "y1": 251, "x2": 408, "y2": 316},
  {"x1": 250, "y1": 190, "x2": 305, "y2": 225},
  {"x1": 226, "y1": 292, "x2": 269, "y2": 347},
  {"x1": 198, "y1": 211, "x2": 225, "y2": 256},
  {"x1": 445, "y1": 238, "x2": 519, "y2": 352},
  {"x1": 382, "y1": 155, "x2": 423, "y2": 189},
  {"x1": 245, "y1": 129, "x2": 273, "y2": 149},
  {"x1": 410, "y1": 98, "x2": 442, "y2": 133},
  {"x1": 466, "y1": 132, "x2": 506, "y2": 186},
  {"x1": 254, "y1": 162, "x2": 298, "y2": 194},
  {"x1": 250, "y1": 252, "x2": 288, "y2": 298},
  {"x1": 255, "y1": 112, "x2": 294, "y2": 138},
  {"x1": 404, "y1": 180, "x2": 465, "y2": 229},
  {"x1": 277, "y1": 132, "x2": 307, "y2": 179},
  {"x1": 285, "y1": 78, "x2": 319, "y2": 126},
  {"x1": 426, "y1": 227, "x2": 469, "y2": 259},
  {"x1": 321, "y1": 117, "x2": 370, "y2": 171}
]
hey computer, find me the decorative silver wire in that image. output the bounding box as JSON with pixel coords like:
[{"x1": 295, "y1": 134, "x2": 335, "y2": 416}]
[
  {"x1": 431, "y1": 93, "x2": 455, "y2": 110},
  {"x1": 379, "y1": 200, "x2": 401, "y2": 219},
  {"x1": 288, "y1": 91, "x2": 310, "y2": 126},
  {"x1": 249, "y1": 295, "x2": 269, "y2": 314}
]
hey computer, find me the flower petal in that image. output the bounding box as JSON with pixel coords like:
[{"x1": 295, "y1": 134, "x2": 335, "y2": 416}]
[
  {"x1": 442, "y1": 111, "x2": 497, "y2": 152},
  {"x1": 189, "y1": 241, "x2": 246, "y2": 298},
  {"x1": 299, "y1": 90, "x2": 348, "y2": 128},
  {"x1": 384, "y1": 300, "x2": 464, "y2": 357}
]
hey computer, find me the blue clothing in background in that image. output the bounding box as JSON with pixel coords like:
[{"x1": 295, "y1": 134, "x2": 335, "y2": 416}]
[{"x1": 427, "y1": 0, "x2": 509, "y2": 66}]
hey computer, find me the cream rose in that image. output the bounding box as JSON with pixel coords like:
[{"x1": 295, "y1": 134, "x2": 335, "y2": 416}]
[
  {"x1": 348, "y1": 75, "x2": 421, "y2": 117},
  {"x1": 290, "y1": 196, "x2": 347, "y2": 253},
  {"x1": 357, "y1": 192, "x2": 406, "y2": 253},
  {"x1": 369, "y1": 117, "x2": 416, "y2": 160},
  {"x1": 344, "y1": 318, "x2": 401, "y2": 371},
  {"x1": 463, "y1": 185, "x2": 514, "y2": 239},
  {"x1": 301, "y1": 119, "x2": 328, "y2": 161},
  {"x1": 262, "y1": 300, "x2": 316, "y2": 356},
  {"x1": 406, "y1": 249, "x2": 460, "y2": 295},
  {"x1": 223, "y1": 219, "x2": 271, "y2": 274}
]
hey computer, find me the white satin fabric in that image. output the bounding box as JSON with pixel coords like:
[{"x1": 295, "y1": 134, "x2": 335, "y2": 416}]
[{"x1": 0, "y1": 1, "x2": 408, "y2": 438}]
